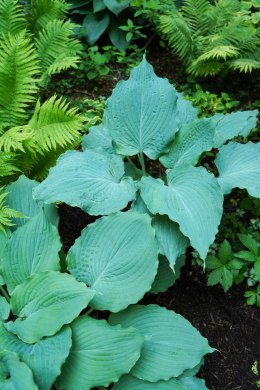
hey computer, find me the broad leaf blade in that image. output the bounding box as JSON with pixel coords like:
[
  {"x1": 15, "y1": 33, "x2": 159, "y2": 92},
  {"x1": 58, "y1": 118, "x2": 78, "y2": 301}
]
[
  {"x1": 67, "y1": 211, "x2": 158, "y2": 312},
  {"x1": 216, "y1": 142, "x2": 260, "y2": 197},
  {"x1": 56, "y1": 316, "x2": 144, "y2": 390},
  {"x1": 104, "y1": 0, "x2": 130, "y2": 14},
  {"x1": 180, "y1": 376, "x2": 208, "y2": 389},
  {"x1": 6, "y1": 271, "x2": 95, "y2": 343},
  {"x1": 160, "y1": 119, "x2": 215, "y2": 168},
  {"x1": 153, "y1": 215, "x2": 189, "y2": 269},
  {"x1": 212, "y1": 110, "x2": 258, "y2": 148},
  {"x1": 150, "y1": 255, "x2": 185, "y2": 294},
  {"x1": 33, "y1": 150, "x2": 136, "y2": 215},
  {"x1": 0, "y1": 351, "x2": 37, "y2": 390},
  {"x1": 176, "y1": 93, "x2": 198, "y2": 125},
  {"x1": 0, "y1": 296, "x2": 10, "y2": 321},
  {"x1": 5, "y1": 175, "x2": 58, "y2": 229},
  {"x1": 0, "y1": 324, "x2": 72, "y2": 390},
  {"x1": 110, "y1": 305, "x2": 213, "y2": 381},
  {"x1": 2, "y1": 211, "x2": 61, "y2": 293},
  {"x1": 104, "y1": 57, "x2": 179, "y2": 159},
  {"x1": 112, "y1": 374, "x2": 187, "y2": 389},
  {"x1": 82, "y1": 13, "x2": 110, "y2": 45},
  {"x1": 82, "y1": 124, "x2": 114, "y2": 153},
  {"x1": 140, "y1": 166, "x2": 223, "y2": 259}
]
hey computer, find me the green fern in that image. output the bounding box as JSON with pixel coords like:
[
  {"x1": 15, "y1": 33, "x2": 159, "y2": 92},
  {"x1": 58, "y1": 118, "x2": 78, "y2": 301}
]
[
  {"x1": 28, "y1": 96, "x2": 84, "y2": 151},
  {"x1": 0, "y1": 126, "x2": 32, "y2": 152},
  {"x1": 35, "y1": 19, "x2": 82, "y2": 84},
  {"x1": 0, "y1": 0, "x2": 26, "y2": 35},
  {"x1": 29, "y1": 0, "x2": 68, "y2": 34},
  {"x1": 158, "y1": 0, "x2": 260, "y2": 76},
  {"x1": 0, "y1": 188, "x2": 23, "y2": 232},
  {"x1": 0, "y1": 31, "x2": 39, "y2": 127},
  {"x1": 0, "y1": 152, "x2": 20, "y2": 178}
]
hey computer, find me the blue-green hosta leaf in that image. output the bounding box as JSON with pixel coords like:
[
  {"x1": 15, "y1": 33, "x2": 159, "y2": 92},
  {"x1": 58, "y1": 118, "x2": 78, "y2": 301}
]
[
  {"x1": 150, "y1": 255, "x2": 185, "y2": 294},
  {"x1": 33, "y1": 150, "x2": 136, "y2": 215},
  {"x1": 56, "y1": 316, "x2": 144, "y2": 390},
  {"x1": 112, "y1": 374, "x2": 187, "y2": 389},
  {"x1": 0, "y1": 230, "x2": 10, "y2": 272},
  {"x1": 104, "y1": 0, "x2": 130, "y2": 14},
  {"x1": 216, "y1": 142, "x2": 260, "y2": 197},
  {"x1": 0, "y1": 296, "x2": 10, "y2": 321},
  {"x1": 5, "y1": 271, "x2": 95, "y2": 343},
  {"x1": 82, "y1": 13, "x2": 110, "y2": 45},
  {"x1": 0, "y1": 324, "x2": 72, "y2": 390},
  {"x1": 0, "y1": 351, "x2": 37, "y2": 390},
  {"x1": 160, "y1": 119, "x2": 215, "y2": 169},
  {"x1": 140, "y1": 167, "x2": 223, "y2": 259},
  {"x1": 110, "y1": 305, "x2": 214, "y2": 381},
  {"x1": 82, "y1": 124, "x2": 114, "y2": 153},
  {"x1": 212, "y1": 110, "x2": 258, "y2": 148},
  {"x1": 180, "y1": 376, "x2": 208, "y2": 389},
  {"x1": 104, "y1": 57, "x2": 179, "y2": 159},
  {"x1": 5, "y1": 175, "x2": 58, "y2": 229},
  {"x1": 2, "y1": 212, "x2": 61, "y2": 294},
  {"x1": 67, "y1": 211, "x2": 158, "y2": 312},
  {"x1": 131, "y1": 195, "x2": 150, "y2": 214},
  {"x1": 153, "y1": 215, "x2": 189, "y2": 269},
  {"x1": 176, "y1": 93, "x2": 198, "y2": 125}
]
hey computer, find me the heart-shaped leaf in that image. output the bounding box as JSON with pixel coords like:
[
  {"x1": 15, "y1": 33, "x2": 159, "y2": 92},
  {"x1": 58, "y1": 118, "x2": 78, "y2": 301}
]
[
  {"x1": 67, "y1": 211, "x2": 158, "y2": 312},
  {"x1": 104, "y1": 57, "x2": 179, "y2": 159}
]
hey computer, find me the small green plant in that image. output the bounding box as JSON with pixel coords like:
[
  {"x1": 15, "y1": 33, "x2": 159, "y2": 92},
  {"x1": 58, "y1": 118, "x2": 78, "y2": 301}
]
[
  {"x1": 206, "y1": 240, "x2": 244, "y2": 292},
  {"x1": 184, "y1": 85, "x2": 240, "y2": 117}
]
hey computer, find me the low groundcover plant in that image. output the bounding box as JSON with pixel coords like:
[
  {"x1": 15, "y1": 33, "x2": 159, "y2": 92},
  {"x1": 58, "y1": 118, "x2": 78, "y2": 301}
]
[{"x1": 0, "y1": 57, "x2": 259, "y2": 389}]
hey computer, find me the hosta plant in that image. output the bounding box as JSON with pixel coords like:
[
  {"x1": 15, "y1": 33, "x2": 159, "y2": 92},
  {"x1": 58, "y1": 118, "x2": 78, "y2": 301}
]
[
  {"x1": 34, "y1": 57, "x2": 259, "y2": 271},
  {"x1": 0, "y1": 175, "x2": 212, "y2": 389}
]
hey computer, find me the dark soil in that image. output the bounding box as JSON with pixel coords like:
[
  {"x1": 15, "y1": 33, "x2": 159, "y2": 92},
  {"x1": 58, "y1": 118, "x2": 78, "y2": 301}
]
[{"x1": 58, "y1": 204, "x2": 260, "y2": 390}]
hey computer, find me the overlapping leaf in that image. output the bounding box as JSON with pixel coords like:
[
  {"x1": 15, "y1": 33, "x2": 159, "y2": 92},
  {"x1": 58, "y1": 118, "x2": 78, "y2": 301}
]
[
  {"x1": 140, "y1": 166, "x2": 223, "y2": 259},
  {"x1": 0, "y1": 324, "x2": 72, "y2": 390},
  {"x1": 150, "y1": 255, "x2": 185, "y2": 294},
  {"x1": 0, "y1": 351, "x2": 37, "y2": 390},
  {"x1": 110, "y1": 305, "x2": 213, "y2": 381},
  {"x1": 33, "y1": 150, "x2": 136, "y2": 215},
  {"x1": 2, "y1": 211, "x2": 61, "y2": 293},
  {"x1": 67, "y1": 211, "x2": 158, "y2": 312},
  {"x1": 216, "y1": 142, "x2": 260, "y2": 197},
  {"x1": 112, "y1": 374, "x2": 187, "y2": 389},
  {"x1": 5, "y1": 271, "x2": 95, "y2": 343},
  {"x1": 56, "y1": 316, "x2": 144, "y2": 390}
]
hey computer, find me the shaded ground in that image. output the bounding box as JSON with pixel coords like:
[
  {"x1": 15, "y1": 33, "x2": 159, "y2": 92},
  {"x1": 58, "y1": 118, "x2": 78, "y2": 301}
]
[{"x1": 58, "y1": 204, "x2": 260, "y2": 390}]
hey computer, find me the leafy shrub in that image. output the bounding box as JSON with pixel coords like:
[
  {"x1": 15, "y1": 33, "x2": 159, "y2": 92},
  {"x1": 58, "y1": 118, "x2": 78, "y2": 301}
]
[
  {"x1": 158, "y1": 0, "x2": 260, "y2": 76},
  {"x1": 0, "y1": 175, "x2": 213, "y2": 388},
  {"x1": 68, "y1": 0, "x2": 146, "y2": 50}
]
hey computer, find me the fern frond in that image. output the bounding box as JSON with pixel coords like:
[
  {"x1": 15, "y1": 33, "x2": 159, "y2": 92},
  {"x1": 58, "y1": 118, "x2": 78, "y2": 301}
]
[
  {"x1": 29, "y1": 0, "x2": 68, "y2": 34},
  {"x1": 159, "y1": 13, "x2": 193, "y2": 63},
  {"x1": 0, "y1": 188, "x2": 23, "y2": 232},
  {"x1": 228, "y1": 58, "x2": 260, "y2": 73},
  {"x1": 181, "y1": 0, "x2": 211, "y2": 35},
  {"x1": 28, "y1": 96, "x2": 85, "y2": 152},
  {"x1": 35, "y1": 19, "x2": 82, "y2": 81},
  {"x1": 197, "y1": 45, "x2": 240, "y2": 61},
  {"x1": 189, "y1": 59, "x2": 224, "y2": 76},
  {"x1": 0, "y1": 151, "x2": 20, "y2": 177},
  {"x1": 0, "y1": 0, "x2": 26, "y2": 35},
  {"x1": 0, "y1": 32, "x2": 39, "y2": 127},
  {"x1": 0, "y1": 126, "x2": 32, "y2": 152}
]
